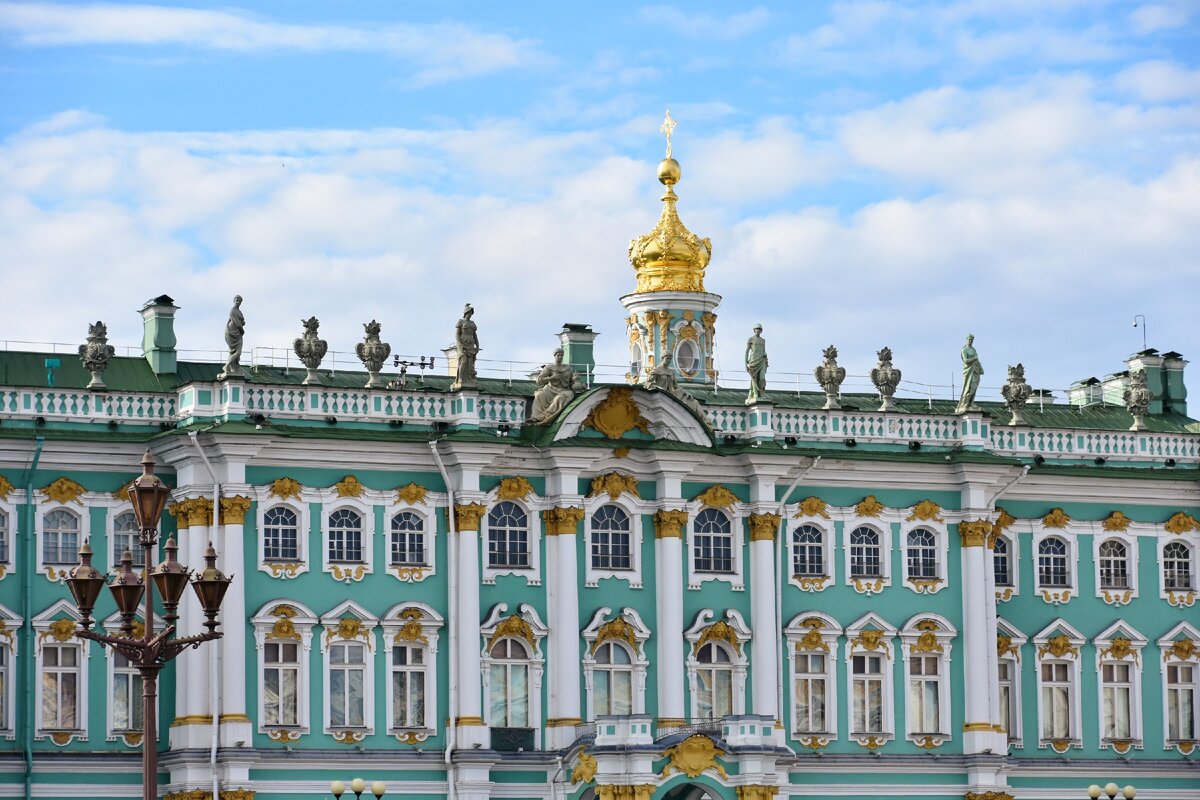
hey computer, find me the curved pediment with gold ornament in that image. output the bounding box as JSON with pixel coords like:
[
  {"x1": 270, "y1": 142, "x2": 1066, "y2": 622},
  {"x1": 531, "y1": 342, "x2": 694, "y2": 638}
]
[{"x1": 547, "y1": 386, "x2": 713, "y2": 447}]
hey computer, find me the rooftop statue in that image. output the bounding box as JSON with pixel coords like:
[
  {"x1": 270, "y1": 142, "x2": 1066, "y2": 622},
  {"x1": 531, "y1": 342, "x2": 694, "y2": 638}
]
[
  {"x1": 79, "y1": 321, "x2": 115, "y2": 391},
  {"x1": 1002, "y1": 363, "x2": 1033, "y2": 426},
  {"x1": 217, "y1": 295, "x2": 244, "y2": 381},
  {"x1": 529, "y1": 347, "x2": 584, "y2": 425},
  {"x1": 1124, "y1": 368, "x2": 1152, "y2": 431},
  {"x1": 451, "y1": 304, "x2": 480, "y2": 391},
  {"x1": 645, "y1": 354, "x2": 707, "y2": 421},
  {"x1": 744, "y1": 324, "x2": 768, "y2": 406},
  {"x1": 293, "y1": 316, "x2": 328, "y2": 386},
  {"x1": 955, "y1": 334, "x2": 984, "y2": 414}
]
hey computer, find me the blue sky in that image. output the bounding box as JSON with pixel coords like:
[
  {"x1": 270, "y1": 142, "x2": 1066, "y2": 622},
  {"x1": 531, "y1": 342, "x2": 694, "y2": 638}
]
[{"x1": 1, "y1": 1, "x2": 1198, "y2": 400}]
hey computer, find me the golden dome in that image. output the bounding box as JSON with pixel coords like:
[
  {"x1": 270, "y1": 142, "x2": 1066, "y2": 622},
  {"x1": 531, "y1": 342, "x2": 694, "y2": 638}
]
[{"x1": 627, "y1": 156, "x2": 712, "y2": 294}]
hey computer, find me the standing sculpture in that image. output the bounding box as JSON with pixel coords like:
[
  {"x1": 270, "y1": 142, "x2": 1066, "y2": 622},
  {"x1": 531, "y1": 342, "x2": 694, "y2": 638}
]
[
  {"x1": 1124, "y1": 368, "x2": 1152, "y2": 431},
  {"x1": 79, "y1": 321, "x2": 116, "y2": 390},
  {"x1": 744, "y1": 324, "x2": 768, "y2": 406},
  {"x1": 293, "y1": 317, "x2": 328, "y2": 386},
  {"x1": 356, "y1": 320, "x2": 392, "y2": 389},
  {"x1": 529, "y1": 348, "x2": 584, "y2": 425},
  {"x1": 870, "y1": 346, "x2": 901, "y2": 412},
  {"x1": 645, "y1": 354, "x2": 707, "y2": 420},
  {"x1": 955, "y1": 334, "x2": 984, "y2": 414},
  {"x1": 814, "y1": 346, "x2": 846, "y2": 410},
  {"x1": 217, "y1": 295, "x2": 245, "y2": 381},
  {"x1": 451, "y1": 304, "x2": 479, "y2": 391},
  {"x1": 1001, "y1": 364, "x2": 1033, "y2": 426}
]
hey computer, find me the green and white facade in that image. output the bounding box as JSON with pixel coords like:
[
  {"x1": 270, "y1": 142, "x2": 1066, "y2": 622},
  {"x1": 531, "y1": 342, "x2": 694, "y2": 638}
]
[{"x1": 0, "y1": 160, "x2": 1197, "y2": 800}]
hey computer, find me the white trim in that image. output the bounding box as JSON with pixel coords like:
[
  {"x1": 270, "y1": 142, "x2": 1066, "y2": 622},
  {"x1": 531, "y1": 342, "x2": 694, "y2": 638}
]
[
  {"x1": 899, "y1": 520, "x2": 949, "y2": 594},
  {"x1": 1093, "y1": 530, "x2": 1139, "y2": 604},
  {"x1": 844, "y1": 612, "x2": 897, "y2": 744},
  {"x1": 996, "y1": 617, "x2": 1028, "y2": 748},
  {"x1": 482, "y1": 496, "x2": 544, "y2": 586},
  {"x1": 583, "y1": 496, "x2": 645, "y2": 588},
  {"x1": 551, "y1": 386, "x2": 712, "y2": 446},
  {"x1": 380, "y1": 602, "x2": 443, "y2": 740},
  {"x1": 991, "y1": 531, "x2": 1020, "y2": 600},
  {"x1": 1032, "y1": 528, "x2": 1077, "y2": 605},
  {"x1": 1032, "y1": 618, "x2": 1085, "y2": 749},
  {"x1": 35, "y1": 504, "x2": 86, "y2": 584},
  {"x1": 319, "y1": 599, "x2": 378, "y2": 739},
  {"x1": 841, "y1": 519, "x2": 893, "y2": 595},
  {"x1": 898, "y1": 613, "x2": 956, "y2": 745},
  {"x1": 784, "y1": 611, "x2": 841, "y2": 744},
  {"x1": 32, "y1": 600, "x2": 89, "y2": 744},
  {"x1": 255, "y1": 497, "x2": 310, "y2": 580},
  {"x1": 0, "y1": 601, "x2": 21, "y2": 737},
  {"x1": 251, "y1": 599, "x2": 317, "y2": 738},
  {"x1": 1158, "y1": 533, "x2": 1198, "y2": 606},
  {"x1": 1093, "y1": 621, "x2": 1147, "y2": 750},
  {"x1": 683, "y1": 608, "x2": 751, "y2": 720},
  {"x1": 385, "y1": 492, "x2": 446, "y2": 583},
  {"x1": 786, "y1": 520, "x2": 833, "y2": 591},
  {"x1": 319, "y1": 497, "x2": 376, "y2": 583},
  {"x1": 581, "y1": 607, "x2": 651, "y2": 718},
  {"x1": 0, "y1": 490, "x2": 23, "y2": 581},
  {"x1": 480, "y1": 603, "x2": 547, "y2": 745},
  {"x1": 686, "y1": 502, "x2": 745, "y2": 591},
  {"x1": 1158, "y1": 621, "x2": 1200, "y2": 749}
]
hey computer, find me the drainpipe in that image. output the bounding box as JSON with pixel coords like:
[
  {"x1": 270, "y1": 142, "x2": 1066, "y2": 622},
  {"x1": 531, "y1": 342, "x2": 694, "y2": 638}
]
[
  {"x1": 21, "y1": 437, "x2": 45, "y2": 800},
  {"x1": 188, "y1": 431, "x2": 222, "y2": 800},
  {"x1": 774, "y1": 456, "x2": 821, "y2": 732},
  {"x1": 429, "y1": 440, "x2": 458, "y2": 800},
  {"x1": 988, "y1": 465, "x2": 1030, "y2": 508}
]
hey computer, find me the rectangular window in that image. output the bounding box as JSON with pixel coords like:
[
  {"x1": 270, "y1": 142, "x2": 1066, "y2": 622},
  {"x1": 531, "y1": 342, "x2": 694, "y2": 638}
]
[
  {"x1": 1167, "y1": 663, "x2": 1196, "y2": 742},
  {"x1": 329, "y1": 643, "x2": 366, "y2": 728},
  {"x1": 993, "y1": 541, "x2": 1012, "y2": 587},
  {"x1": 694, "y1": 532, "x2": 734, "y2": 573},
  {"x1": 488, "y1": 529, "x2": 529, "y2": 568},
  {"x1": 594, "y1": 666, "x2": 633, "y2": 716},
  {"x1": 391, "y1": 644, "x2": 426, "y2": 728},
  {"x1": 794, "y1": 653, "x2": 827, "y2": 733},
  {"x1": 0, "y1": 511, "x2": 10, "y2": 564},
  {"x1": 263, "y1": 641, "x2": 300, "y2": 727},
  {"x1": 998, "y1": 660, "x2": 1017, "y2": 739},
  {"x1": 1040, "y1": 662, "x2": 1072, "y2": 739},
  {"x1": 328, "y1": 530, "x2": 363, "y2": 563},
  {"x1": 592, "y1": 529, "x2": 632, "y2": 570},
  {"x1": 908, "y1": 655, "x2": 941, "y2": 734},
  {"x1": 0, "y1": 645, "x2": 7, "y2": 730},
  {"x1": 851, "y1": 654, "x2": 884, "y2": 734},
  {"x1": 390, "y1": 530, "x2": 424, "y2": 567},
  {"x1": 43, "y1": 531, "x2": 78, "y2": 565},
  {"x1": 112, "y1": 650, "x2": 144, "y2": 732},
  {"x1": 41, "y1": 644, "x2": 80, "y2": 730},
  {"x1": 1101, "y1": 662, "x2": 1133, "y2": 740}
]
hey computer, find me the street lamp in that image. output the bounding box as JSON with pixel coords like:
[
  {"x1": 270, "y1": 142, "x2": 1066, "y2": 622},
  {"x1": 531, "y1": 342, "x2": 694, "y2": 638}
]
[
  {"x1": 331, "y1": 778, "x2": 387, "y2": 798},
  {"x1": 65, "y1": 449, "x2": 232, "y2": 800},
  {"x1": 1088, "y1": 784, "x2": 1136, "y2": 800}
]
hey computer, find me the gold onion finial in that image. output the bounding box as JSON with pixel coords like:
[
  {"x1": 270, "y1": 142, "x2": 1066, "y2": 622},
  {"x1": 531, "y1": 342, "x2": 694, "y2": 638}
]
[{"x1": 628, "y1": 109, "x2": 712, "y2": 293}]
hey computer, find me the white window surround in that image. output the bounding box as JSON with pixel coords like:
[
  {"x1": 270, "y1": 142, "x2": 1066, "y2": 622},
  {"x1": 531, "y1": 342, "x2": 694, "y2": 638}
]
[
  {"x1": 899, "y1": 613, "x2": 956, "y2": 746},
  {"x1": 1094, "y1": 531, "x2": 1139, "y2": 604},
  {"x1": 784, "y1": 611, "x2": 841, "y2": 746},
  {"x1": 386, "y1": 491, "x2": 445, "y2": 582},
  {"x1": 1033, "y1": 618, "x2": 1085, "y2": 751},
  {"x1": 33, "y1": 599, "x2": 89, "y2": 744},
  {"x1": 684, "y1": 609, "x2": 752, "y2": 721},
  {"x1": 0, "y1": 490, "x2": 23, "y2": 579},
  {"x1": 100, "y1": 611, "x2": 162, "y2": 744},
  {"x1": 0, "y1": 601, "x2": 22, "y2": 738},
  {"x1": 686, "y1": 499, "x2": 745, "y2": 591},
  {"x1": 1157, "y1": 621, "x2": 1200, "y2": 751},
  {"x1": 319, "y1": 600, "x2": 378, "y2": 741},
  {"x1": 844, "y1": 612, "x2": 898, "y2": 746},
  {"x1": 1159, "y1": 534, "x2": 1199, "y2": 606},
  {"x1": 996, "y1": 618, "x2": 1028, "y2": 747},
  {"x1": 320, "y1": 497, "x2": 376, "y2": 583},
  {"x1": 1032, "y1": 528, "x2": 1078, "y2": 605},
  {"x1": 786, "y1": 520, "x2": 834, "y2": 591},
  {"x1": 251, "y1": 599, "x2": 317, "y2": 740},
  {"x1": 35, "y1": 504, "x2": 85, "y2": 583},
  {"x1": 480, "y1": 603, "x2": 547, "y2": 745},
  {"x1": 1094, "y1": 621, "x2": 1147, "y2": 752},
  {"x1": 583, "y1": 495, "x2": 646, "y2": 588},
  {"x1": 900, "y1": 520, "x2": 949, "y2": 594},
  {"x1": 255, "y1": 495, "x2": 310, "y2": 580},
  {"x1": 992, "y1": 533, "x2": 1020, "y2": 600},
  {"x1": 380, "y1": 602, "x2": 443, "y2": 741},
  {"x1": 581, "y1": 607, "x2": 651, "y2": 719},
  {"x1": 482, "y1": 494, "x2": 544, "y2": 586},
  {"x1": 842, "y1": 520, "x2": 893, "y2": 595}
]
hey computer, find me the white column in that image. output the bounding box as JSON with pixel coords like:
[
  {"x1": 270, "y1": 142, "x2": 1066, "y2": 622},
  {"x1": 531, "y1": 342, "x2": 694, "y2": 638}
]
[
  {"x1": 958, "y1": 518, "x2": 993, "y2": 755},
  {"x1": 747, "y1": 513, "x2": 780, "y2": 722},
  {"x1": 219, "y1": 496, "x2": 252, "y2": 747},
  {"x1": 544, "y1": 505, "x2": 584, "y2": 748},
  {"x1": 654, "y1": 508, "x2": 686, "y2": 725},
  {"x1": 982, "y1": 527, "x2": 1007, "y2": 754},
  {"x1": 170, "y1": 496, "x2": 213, "y2": 750},
  {"x1": 454, "y1": 499, "x2": 489, "y2": 748}
]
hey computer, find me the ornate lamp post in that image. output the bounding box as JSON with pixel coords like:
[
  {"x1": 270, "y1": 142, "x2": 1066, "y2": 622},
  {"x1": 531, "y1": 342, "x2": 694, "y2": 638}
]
[
  {"x1": 331, "y1": 778, "x2": 387, "y2": 799},
  {"x1": 65, "y1": 450, "x2": 232, "y2": 800},
  {"x1": 1088, "y1": 784, "x2": 1136, "y2": 800}
]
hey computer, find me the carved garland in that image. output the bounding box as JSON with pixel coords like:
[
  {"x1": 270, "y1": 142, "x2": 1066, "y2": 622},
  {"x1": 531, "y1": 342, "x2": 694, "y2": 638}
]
[
  {"x1": 1101, "y1": 637, "x2": 1138, "y2": 663},
  {"x1": 850, "y1": 628, "x2": 890, "y2": 657},
  {"x1": 1042, "y1": 507, "x2": 1071, "y2": 528},
  {"x1": 1167, "y1": 639, "x2": 1197, "y2": 662},
  {"x1": 855, "y1": 495, "x2": 885, "y2": 517},
  {"x1": 593, "y1": 616, "x2": 640, "y2": 654},
  {"x1": 1038, "y1": 634, "x2": 1078, "y2": 660},
  {"x1": 794, "y1": 496, "x2": 831, "y2": 519}
]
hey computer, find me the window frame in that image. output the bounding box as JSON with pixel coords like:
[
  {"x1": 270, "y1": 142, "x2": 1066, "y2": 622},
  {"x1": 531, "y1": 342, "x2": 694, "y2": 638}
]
[
  {"x1": 844, "y1": 612, "x2": 897, "y2": 746},
  {"x1": 684, "y1": 609, "x2": 752, "y2": 722},
  {"x1": 319, "y1": 601, "x2": 378, "y2": 741},
  {"x1": 480, "y1": 603, "x2": 547, "y2": 747},
  {"x1": 1158, "y1": 622, "x2": 1200, "y2": 751},
  {"x1": 321, "y1": 498, "x2": 375, "y2": 583},
  {"x1": 584, "y1": 496, "x2": 645, "y2": 589},
  {"x1": 996, "y1": 620, "x2": 1028, "y2": 748},
  {"x1": 844, "y1": 522, "x2": 893, "y2": 594},
  {"x1": 0, "y1": 602, "x2": 23, "y2": 735},
  {"x1": 784, "y1": 612, "x2": 841, "y2": 746},
  {"x1": 0, "y1": 490, "x2": 18, "y2": 576},
  {"x1": 100, "y1": 612, "x2": 161, "y2": 744},
  {"x1": 32, "y1": 600, "x2": 89, "y2": 744},
  {"x1": 380, "y1": 603, "x2": 443, "y2": 742},
  {"x1": 1032, "y1": 621, "x2": 1085, "y2": 751},
  {"x1": 686, "y1": 502, "x2": 745, "y2": 591},
  {"x1": 251, "y1": 600, "x2": 317, "y2": 740},
  {"x1": 1160, "y1": 536, "x2": 1198, "y2": 605},
  {"x1": 899, "y1": 614, "x2": 956, "y2": 746},
  {"x1": 1033, "y1": 530, "x2": 1077, "y2": 604},
  {"x1": 1094, "y1": 532, "x2": 1139, "y2": 603},
  {"x1": 581, "y1": 607, "x2": 651, "y2": 720},
  {"x1": 902, "y1": 525, "x2": 946, "y2": 591},
  {"x1": 254, "y1": 486, "x2": 310, "y2": 579},
  {"x1": 37, "y1": 506, "x2": 84, "y2": 579},
  {"x1": 387, "y1": 508, "x2": 435, "y2": 581},
  {"x1": 992, "y1": 533, "x2": 1019, "y2": 600},
  {"x1": 788, "y1": 523, "x2": 832, "y2": 591},
  {"x1": 1094, "y1": 623, "x2": 1146, "y2": 751},
  {"x1": 482, "y1": 498, "x2": 543, "y2": 586}
]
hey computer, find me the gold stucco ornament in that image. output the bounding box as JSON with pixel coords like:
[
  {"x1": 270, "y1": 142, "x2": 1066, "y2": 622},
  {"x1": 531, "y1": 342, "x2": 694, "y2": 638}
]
[
  {"x1": 794, "y1": 496, "x2": 831, "y2": 519},
  {"x1": 488, "y1": 614, "x2": 536, "y2": 650},
  {"x1": 496, "y1": 476, "x2": 536, "y2": 502},
  {"x1": 571, "y1": 752, "x2": 597, "y2": 784},
  {"x1": 269, "y1": 477, "x2": 303, "y2": 500},
  {"x1": 41, "y1": 477, "x2": 86, "y2": 505},
  {"x1": 855, "y1": 495, "x2": 885, "y2": 517},
  {"x1": 906, "y1": 500, "x2": 943, "y2": 523},
  {"x1": 583, "y1": 388, "x2": 652, "y2": 439},
  {"x1": 1042, "y1": 507, "x2": 1071, "y2": 528},
  {"x1": 694, "y1": 484, "x2": 738, "y2": 509},
  {"x1": 594, "y1": 616, "x2": 639, "y2": 653},
  {"x1": 395, "y1": 483, "x2": 427, "y2": 505},
  {"x1": 660, "y1": 734, "x2": 727, "y2": 779},
  {"x1": 588, "y1": 472, "x2": 640, "y2": 500},
  {"x1": 695, "y1": 620, "x2": 741, "y2": 655},
  {"x1": 1102, "y1": 510, "x2": 1132, "y2": 531},
  {"x1": 1165, "y1": 511, "x2": 1200, "y2": 534}
]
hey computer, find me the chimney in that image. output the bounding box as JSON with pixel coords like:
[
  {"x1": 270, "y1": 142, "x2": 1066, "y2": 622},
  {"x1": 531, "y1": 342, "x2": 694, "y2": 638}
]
[
  {"x1": 1162, "y1": 351, "x2": 1188, "y2": 416},
  {"x1": 1126, "y1": 349, "x2": 1164, "y2": 415},
  {"x1": 140, "y1": 295, "x2": 178, "y2": 375},
  {"x1": 559, "y1": 324, "x2": 598, "y2": 386}
]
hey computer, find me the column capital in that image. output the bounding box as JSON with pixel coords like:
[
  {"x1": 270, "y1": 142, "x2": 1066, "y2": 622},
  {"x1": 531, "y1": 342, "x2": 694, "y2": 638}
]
[
  {"x1": 544, "y1": 506, "x2": 585, "y2": 535},
  {"x1": 219, "y1": 496, "x2": 252, "y2": 525},
  {"x1": 654, "y1": 509, "x2": 688, "y2": 539},
  {"x1": 747, "y1": 513, "x2": 782, "y2": 541},
  {"x1": 169, "y1": 496, "x2": 213, "y2": 529},
  {"x1": 737, "y1": 787, "x2": 780, "y2": 800},
  {"x1": 454, "y1": 502, "x2": 487, "y2": 531},
  {"x1": 959, "y1": 519, "x2": 993, "y2": 548},
  {"x1": 597, "y1": 786, "x2": 657, "y2": 800}
]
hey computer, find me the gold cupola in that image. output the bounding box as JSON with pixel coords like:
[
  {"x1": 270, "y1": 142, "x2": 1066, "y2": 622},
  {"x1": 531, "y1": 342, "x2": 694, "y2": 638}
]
[{"x1": 628, "y1": 113, "x2": 712, "y2": 294}]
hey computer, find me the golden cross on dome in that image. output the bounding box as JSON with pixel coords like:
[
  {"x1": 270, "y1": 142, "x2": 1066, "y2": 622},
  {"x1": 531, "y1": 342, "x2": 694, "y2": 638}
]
[{"x1": 660, "y1": 109, "x2": 677, "y2": 159}]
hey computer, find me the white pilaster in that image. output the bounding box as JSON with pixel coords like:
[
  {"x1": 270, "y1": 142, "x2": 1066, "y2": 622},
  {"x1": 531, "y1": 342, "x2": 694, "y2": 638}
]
[
  {"x1": 654, "y1": 507, "x2": 686, "y2": 724},
  {"x1": 544, "y1": 500, "x2": 584, "y2": 748},
  {"x1": 749, "y1": 523, "x2": 778, "y2": 722},
  {"x1": 958, "y1": 517, "x2": 993, "y2": 756},
  {"x1": 171, "y1": 498, "x2": 214, "y2": 750},
  {"x1": 454, "y1": 495, "x2": 488, "y2": 748},
  {"x1": 219, "y1": 494, "x2": 252, "y2": 748}
]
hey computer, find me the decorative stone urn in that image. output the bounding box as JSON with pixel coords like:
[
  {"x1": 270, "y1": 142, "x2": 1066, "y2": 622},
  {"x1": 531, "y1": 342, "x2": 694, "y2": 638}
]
[
  {"x1": 1001, "y1": 363, "x2": 1033, "y2": 426},
  {"x1": 814, "y1": 345, "x2": 846, "y2": 411},
  {"x1": 1124, "y1": 368, "x2": 1151, "y2": 431},
  {"x1": 870, "y1": 346, "x2": 901, "y2": 412},
  {"x1": 78, "y1": 321, "x2": 116, "y2": 390},
  {"x1": 293, "y1": 317, "x2": 328, "y2": 386},
  {"x1": 355, "y1": 320, "x2": 391, "y2": 388}
]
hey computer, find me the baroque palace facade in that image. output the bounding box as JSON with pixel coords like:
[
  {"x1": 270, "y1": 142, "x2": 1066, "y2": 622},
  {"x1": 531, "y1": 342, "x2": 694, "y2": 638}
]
[{"x1": 0, "y1": 147, "x2": 1198, "y2": 800}]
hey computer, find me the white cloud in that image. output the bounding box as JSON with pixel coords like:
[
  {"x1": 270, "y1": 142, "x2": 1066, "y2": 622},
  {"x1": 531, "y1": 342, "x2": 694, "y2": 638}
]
[
  {"x1": 638, "y1": 5, "x2": 770, "y2": 40},
  {"x1": 1114, "y1": 60, "x2": 1200, "y2": 103},
  {"x1": 0, "y1": 2, "x2": 541, "y2": 85},
  {"x1": 1128, "y1": 2, "x2": 1193, "y2": 33}
]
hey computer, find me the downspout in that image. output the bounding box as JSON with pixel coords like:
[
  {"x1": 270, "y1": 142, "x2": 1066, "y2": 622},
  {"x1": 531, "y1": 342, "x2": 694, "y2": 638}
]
[
  {"x1": 988, "y1": 465, "x2": 1030, "y2": 508},
  {"x1": 429, "y1": 440, "x2": 458, "y2": 800},
  {"x1": 774, "y1": 456, "x2": 821, "y2": 732},
  {"x1": 188, "y1": 431, "x2": 221, "y2": 800},
  {"x1": 21, "y1": 436, "x2": 45, "y2": 800}
]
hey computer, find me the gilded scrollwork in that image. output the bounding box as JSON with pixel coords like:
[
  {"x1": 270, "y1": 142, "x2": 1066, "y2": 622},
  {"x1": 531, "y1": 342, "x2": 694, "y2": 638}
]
[
  {"x1": 588, "y1": 472, "x2": 640, "y2": 500},
  {"x1": 906, "y1": 500, "x2": 943, "y2": 523}
]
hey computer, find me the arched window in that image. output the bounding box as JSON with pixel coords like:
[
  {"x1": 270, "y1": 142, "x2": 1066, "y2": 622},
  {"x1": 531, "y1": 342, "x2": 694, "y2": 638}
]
[
  {"x1": 993, "y1": 536, "x2": 1013, "y2": 587},
  {"x1": 694, "y1": 642, "x2": 734, "y2": 719},
  {"x1": 111, "y1": 512, "x2": 142, "y2": 567},
  {"x1": 694, "y1": 508, "x2": 733, "y2": 573},
  {"x1": 849, "y1": 527, "x2": 881, "y2": 578},
  {"x1": 327, "y1": 509, "x2": 363, "y2": 563},
  {"x1": 1098, "y1": 540, "x2": 1130, "y2": 589},
  {"x1": 792, "y1": 525, "x2": 824, "y2": 577},
  {"x1": 906, "y1": 529, "x2": 937, "y2": 579},
  {"x1": 675, "y1": 339, "x2": 699, "y2": 376},
  {"x1": 590, "y1": 505, "x2": 632, "y2": 571},
  {"x1": 0, "y1": 509, "x2": 10, "y2": 565},
  {"x1": 1163, "y1": 542, "x2": 1192, "y2": 591},
  {"x1": 42, "y1": 509, "x2": 80, "y2": 565},
  {"x1": 263, "y1": 506, "x2": 299, "y2": 562},
  {"x1": 592, "y1": 642, "x2": 634, "y2": 716},
  {"x1": 1038, "y1": 536, "x2": 1069, "y2": 587},
  {"x1": 488, "y1": 638, "x2": 531, "y2": 727},
  {"x1": 488, "y1": 502, "x2": 530, "y2": 569},
  {"x1": 390, "y1": 511, "x2": 425, "y2": 566}
]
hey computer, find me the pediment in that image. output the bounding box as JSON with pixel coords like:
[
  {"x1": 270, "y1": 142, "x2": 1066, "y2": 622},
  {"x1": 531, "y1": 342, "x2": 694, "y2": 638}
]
[{"x1": 551, "y1": 386, "x2": 712, "y2": 447}]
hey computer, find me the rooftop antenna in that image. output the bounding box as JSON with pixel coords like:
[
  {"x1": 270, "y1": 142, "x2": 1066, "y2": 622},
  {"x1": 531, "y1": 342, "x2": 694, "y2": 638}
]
[{"x1": 1132, "y1": 314, "x2": 1147, "y2": 351}]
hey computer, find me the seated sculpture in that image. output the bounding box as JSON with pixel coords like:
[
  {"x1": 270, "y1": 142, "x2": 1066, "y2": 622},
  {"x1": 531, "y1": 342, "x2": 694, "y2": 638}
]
[{"x1": 529, "y1": 348, "x2": 584, "y2": 425}]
